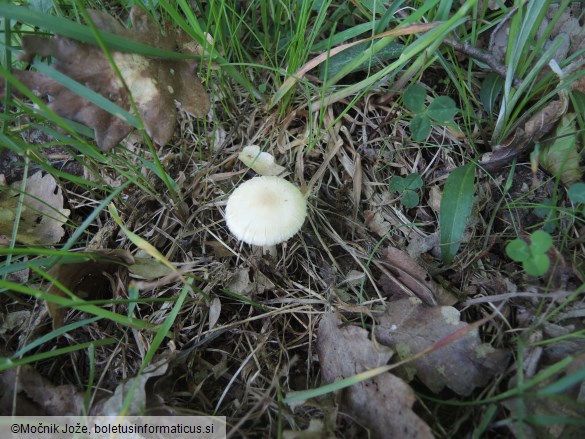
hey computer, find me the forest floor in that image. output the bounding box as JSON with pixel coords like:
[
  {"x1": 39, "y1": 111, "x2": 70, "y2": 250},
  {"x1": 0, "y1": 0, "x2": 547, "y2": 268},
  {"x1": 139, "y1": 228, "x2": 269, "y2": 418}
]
[{"x1": 1, "y1": 1, "x2": 584, "y2": 438}]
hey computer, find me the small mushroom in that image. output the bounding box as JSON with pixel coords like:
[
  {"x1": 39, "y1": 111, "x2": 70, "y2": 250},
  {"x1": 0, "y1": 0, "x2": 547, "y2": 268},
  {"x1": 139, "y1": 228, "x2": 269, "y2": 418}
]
[
  {"x1": 238, "y1": 145, "x2": 286, "y2": 176},
  {"x1": 225, "y1": 176, "x2": 307, "y2": 254}
]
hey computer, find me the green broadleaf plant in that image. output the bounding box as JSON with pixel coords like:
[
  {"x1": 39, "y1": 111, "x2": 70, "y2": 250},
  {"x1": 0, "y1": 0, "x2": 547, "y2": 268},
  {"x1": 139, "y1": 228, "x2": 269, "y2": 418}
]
[
  {"x1": 568, "y1": 182, "x2": 585, "y2": 204},
  {"x1": 506, "y1": 230, "x2": 553, "y2": 276},
  {"x1": 389, "y1": 173, "x2": 423, "y2": 208},
  {"x1": 403, "y1": 84, "x2": 459, "y2": 141},
  {"x1": 440, "y1": 162, "x2": 476, "y2": 264}
]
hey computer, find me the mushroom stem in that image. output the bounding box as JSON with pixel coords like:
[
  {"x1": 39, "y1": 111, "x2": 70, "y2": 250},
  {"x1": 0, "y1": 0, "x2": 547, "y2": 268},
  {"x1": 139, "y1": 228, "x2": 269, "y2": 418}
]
[
  {"x1": 262, "y1": 245, "x2": 278, "y2": 257},
  {"x1": 251, "y1": 244, "x2": 277, "y2": 258}
]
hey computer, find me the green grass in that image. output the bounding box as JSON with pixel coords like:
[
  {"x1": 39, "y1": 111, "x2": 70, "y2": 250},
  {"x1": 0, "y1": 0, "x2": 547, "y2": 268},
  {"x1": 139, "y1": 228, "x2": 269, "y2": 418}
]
[{"x1": 1, "y1": 0, "x2": 584, "y2": 436}]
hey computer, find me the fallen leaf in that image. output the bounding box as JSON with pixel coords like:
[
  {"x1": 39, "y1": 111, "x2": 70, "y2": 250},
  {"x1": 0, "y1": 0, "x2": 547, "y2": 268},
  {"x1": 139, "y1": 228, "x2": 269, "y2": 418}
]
[
  {"x1": 128, "y1": 255, "x2": 174, "y2": 279},
  {"x1": 374, "y1": 298, "x2": 509, "y2": 396},
  {"x1": 46, "y1": 249, "x2": 134, "y2": 329},
  {"x1": 0, "y1": 310, "x2": 31, "y2": 335},
  {"x1": 0, "y1": 365, "x2": 83, "y2": 415},
  {"x1": 379, "y1": 246, "x2": 458, "y2": 306},
  {"x1": 1, "y1": 7, "x2": 209, "y2": 151},
  {"x1": 480, "y1": 99, "x2": 567, "y2": 172},
  {"x1": 316, "y1": 313, "x2": 433, "y2": 439},
  {"x1": 92, "y1": 354, "x2": 172, "y2": 416},
  {"x1": 208, "y1": 297, "x2": 221, "y2": 331},
  {"x1": 224, "y1": 268, "x2": 253, "y2": 296},
  {"x1": 6, "y1": 258, "x2": 30, "y2": 284},
  {"x1": 539, "y1": 113, "x2": 582, "y2": 185},
  {"x1": 0, "y1": 172, "x2": 70, "y2": 245},
  {"x1": 364, "y1": 209, "x2": 392, "y2": 237}
]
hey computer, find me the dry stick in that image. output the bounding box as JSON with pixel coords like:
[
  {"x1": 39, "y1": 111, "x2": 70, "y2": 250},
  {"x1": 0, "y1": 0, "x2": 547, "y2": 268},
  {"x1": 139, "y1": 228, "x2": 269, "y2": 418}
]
[{"x1": 443, "y1": 38, "x2": 523, "y2": 89}]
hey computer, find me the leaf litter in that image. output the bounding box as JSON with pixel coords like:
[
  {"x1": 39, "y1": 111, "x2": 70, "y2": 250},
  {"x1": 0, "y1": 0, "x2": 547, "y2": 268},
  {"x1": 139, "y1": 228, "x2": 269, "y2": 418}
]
[
  {"x1": 316, "y1": 313, "x2": 433, "y2": 438},
  {"x1": 0, "y1": 171, "x2": 70, "y2": 245},
  {"x1": 373, "y1": 298, "x2": 509, "y2": 396},
  {"x1": 1, "y1": 7, "x2": 209, "y2": 151}
]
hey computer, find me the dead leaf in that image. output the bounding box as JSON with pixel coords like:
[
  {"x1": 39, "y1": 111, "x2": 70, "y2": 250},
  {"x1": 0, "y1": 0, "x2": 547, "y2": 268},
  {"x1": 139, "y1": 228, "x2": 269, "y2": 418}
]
[
  {"x1": 1, "y1": 7, "x2": 209, "y2": 151},
  {"x1": 539, "y1": 113, "x2": 582, "y2": 185},
  {"x1": 92, "y1": 354, "x2": 172, "y2": 415},
  {"x1": 47, "y1": 248, "x2": 134, "y2": 329},
  {"x1": 6, "y1": 258, "x2": 30, "y2": 284},
  {"x1": 374, "y1": 298, "x2": 509, "y2": 396},
  {"x1": 480, "y1": 99, "x2": 567, "y2": 172},
  {"x1": 364, "y1": 209, "x2": 392, "y2": 237},
  {"x1": 224, "y1": 268, "x2": 253, "y2": 296},
  {"x1": 0, "y1": 172, "x2": 70, "y2": 245},
  {"x1": 0, "y1": 310, "x2": 31, "y2": 335},
  {"x1": 0, "y1": 365, "x2": 83, "y2": 415},
  {"x1": 316, "y1": 313, "x2": 433, "y2": 439},
  {"x1": 378, "y1": 246, "x2": 459, "y2": 306},
  {"x1": 524, "y1": 100, "x2": 568, "y2": 139},
  {"x1": 208, "y1": 297, "x2": 221, "y2": 330},
  {"x1": 128, "y1": 254, "x2": 175, "y2": 279}
]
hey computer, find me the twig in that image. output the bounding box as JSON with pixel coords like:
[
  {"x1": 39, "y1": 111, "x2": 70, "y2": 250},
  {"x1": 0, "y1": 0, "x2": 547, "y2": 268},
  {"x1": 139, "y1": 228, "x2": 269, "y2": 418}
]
[{"x1": 443, "y1": 38, "x2": 522, "y2": 89}]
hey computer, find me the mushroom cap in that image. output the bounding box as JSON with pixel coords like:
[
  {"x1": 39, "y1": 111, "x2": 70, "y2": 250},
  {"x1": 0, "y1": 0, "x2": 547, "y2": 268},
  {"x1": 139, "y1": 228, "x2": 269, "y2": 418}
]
[{"x1": 226, "y1": 176, "x2": 307, "y2": 246}]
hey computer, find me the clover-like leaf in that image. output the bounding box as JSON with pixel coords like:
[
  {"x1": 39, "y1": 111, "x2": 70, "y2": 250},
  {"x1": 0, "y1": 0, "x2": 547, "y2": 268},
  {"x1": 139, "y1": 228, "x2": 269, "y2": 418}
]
[
  {"x1": 401, "y1": 190, "x2": 419, "y2": 208},
  {"x1": 410, "y1": 114, "x2": 431, "y2": 141},
  {"x1": 568, "y1": 182, "x2": 585, "y2": 204},
  {"x1": 389, "y1": 175, "x2": 407, "y2": 192},
  {"x1": 530, "y1": 230, "x2": 553, "y2": 254},
  {"x1": 506, "y1": 239, "x2": 531, "y2": 262},
  {"x1": 523, "y1": 253, "x2": 550, "y2": 276},
  {"x1": 427, "y1": 96, "x2": 458, "y2": 122},
  {"x1": 403, "y1": 83, "x2": 426, "y2": 113},
  {"x1": 403, "y1": 173, "x2": 423, "y2": 190},
  {"x1": 400, "y1": 190, "x2": 420, "y2": 209}
]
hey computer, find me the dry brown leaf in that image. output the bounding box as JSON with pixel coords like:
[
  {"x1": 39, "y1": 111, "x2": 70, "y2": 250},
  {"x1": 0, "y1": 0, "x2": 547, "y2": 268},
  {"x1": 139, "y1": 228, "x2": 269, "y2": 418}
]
[
  {"x1": 208, "y1": 297, "x2": 221, "y2": 331},
  {"x1": 364, "y1": 209, "x2": 392, "y2": 237},
  {"x1": 0, "y1": 172, "x2": 70, "y2": 245},
  {"x1": 0, "y1": 365, "x2": 83, "y2": 415},
  {"x1": 480, "y1": 99, "x2": 567, "y2": 172},
  {"x1": 374, "y1": 298, "x2": 509, "y2": 396},
  {"x1": 224, "y1": 268, "x2": 253, "y2": 296},
  {"x1": 47, "y1": 249, "x2": 134, "y2": 329},
  {"x1": 128, "y1": 254, "x2": 175, "y2": 279},
  {"x1": 0, "y1": 310, "x2": 30, "y2": 336},
  {"x1": 91, "y1": 354, "x2": 173, "y2": 416},
  {"x1": 539, "y1": 113, "x2": 583, "y2": 185},
  {"x1": 378, "y1": 246, "x2": 459, "y2": 306},
  {"x1": 316, "y1": 313, "x2": 433, "y2": 439},
  {"x1": 1, "y1": 7, "x2": 209, "y2": 151}
]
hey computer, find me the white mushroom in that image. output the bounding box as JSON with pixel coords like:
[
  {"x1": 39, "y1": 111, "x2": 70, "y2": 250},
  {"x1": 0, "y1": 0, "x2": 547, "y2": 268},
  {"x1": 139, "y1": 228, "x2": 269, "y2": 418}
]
[
  {"x1": 225, "y1": 176, "x2": 307, "y2": 250},
  {"x1": 238, "y1": 145, "x2": 286, "y2": 176}
]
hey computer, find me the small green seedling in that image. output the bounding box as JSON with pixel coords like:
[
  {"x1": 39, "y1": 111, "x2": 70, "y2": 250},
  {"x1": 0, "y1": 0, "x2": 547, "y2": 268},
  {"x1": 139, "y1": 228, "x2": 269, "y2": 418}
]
[
  {"x1": 533, "y1": 199, "x2": 556, "y2": 233},
  {"x1": 505, "y1": 230, "x2": 553, "y2": 276},
  {"x1": 390, "y1": 173, "x2": 423, "y2": 208},
  {"x1": 568, "y1": 182, "x2": 585, "y2": 216},
  {"x1": 403, "y1": 84, "x2": 459, "y2": 141}
]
